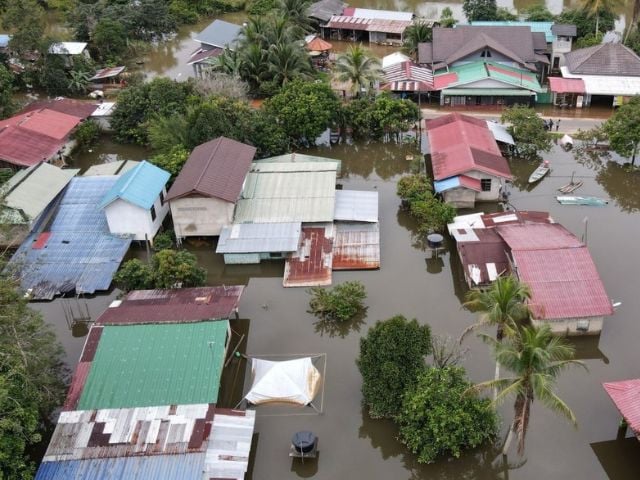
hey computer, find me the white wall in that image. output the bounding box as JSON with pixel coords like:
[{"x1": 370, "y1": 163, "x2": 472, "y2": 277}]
[
  {"x1": 532, "y1": 317, "x2": 604, "y2": 336},
  {"x1": 466, "y1": 170, "x2": 504, "y2": 201},
  {"x1": 104, "y1": 188, "x2": 168, "y2": 242},
  {"x1": 170, "y1": 196, "x2": 234, "y2": 238}
]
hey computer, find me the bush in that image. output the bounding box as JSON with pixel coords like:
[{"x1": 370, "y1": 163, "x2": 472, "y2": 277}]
[
  {"x1": 397, "y1": 174, "x2": 432, "y2": 202},
  {"x1": 152, "y1": 249, "x2": 207, "y2": 288},
  {"x1": 357, "y1": 315, "x2": 431, "y2": 418},
  {"x1": 397, "y1": 174, "x2": 456, "y2": 233},
  {"x1": 501, "y1": 105, "x2": 552, "y2": 159},
  {"x1": 247, "y1": 0, "x2": 278, "y2": 15},
  {"x1": 73, "y1": 120, "x2": 102, "y2": 150},
  {"x1": 113, "y1": 258, "x2": 154, "y2": 291},
  {"x1": 308, "y1": 281, "x2": 366, "y2": 322},
  {"x1": 150, "y1": 145, "x2": 190, "y2": 181},
  {"x1": 153, "y1": 230, "x2": 175, "y2": 251},
  {"x1": 397, "y1": 366, "x2": 498, "y2": 463}
]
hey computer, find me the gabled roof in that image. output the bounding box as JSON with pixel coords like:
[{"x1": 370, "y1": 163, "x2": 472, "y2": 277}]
[
  {"x1": 0, "y1": 126, "x2": 65, "y2": 167},
  {"x1": 551, "y1": 24, "x2": 577, "y2": 37},
  {"x1": 308, "y1": 0, "x2": 346, "y2": 22},
  {"x1": 419, "y1": 26, "x2": 539, "y2": 67},
  {"x1": 194, "y1": 19, "x2": 242, "y2": 49},
  {"x1": 166, "y1": 137, "x2": 256, "y2": 203},
  {"x1": 471, "y1": 21, "x2": 554, "y2": 42},
  {"x1": 427, "y1": 113, "x2": 512, "y2": 180},
  {"x1": 433, "y1": 61, "x2": 543, "y2": 92},
  {"x1": 603, "y1": 379, "x2": 640, "y2": 439},
  {"x1": 20, "y1": 98, "x2": 98, "y2": 120},
  {"x1": 0, "y1": 108, "x2": 82, "y2": 140},
  {"x1": 564, "y1": 43, "x2": 640, "y2": 76},
  {"x1": 381, "y1": 61, "x2": 435, "y2": 91},
  {"x1": 99, "y1": 160, "x2": 169, "y2": 210},
  {"x1": 325, "y1": 15, "x2": 411, "y2": 35},
  {"x1": 89, "y1": 66, "x2": 126, "y2": 81}
]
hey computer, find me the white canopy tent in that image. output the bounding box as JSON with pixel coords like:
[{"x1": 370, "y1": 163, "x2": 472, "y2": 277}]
[{"x1": 244, "y1": 357, "x2": 322, "y2": 409}]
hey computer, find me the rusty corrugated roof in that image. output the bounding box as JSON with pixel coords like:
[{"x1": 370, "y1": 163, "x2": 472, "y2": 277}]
[
  {"x1": 166, "y1": 137, "x2": 256, "y2": 203},
  {"x1": 333, "y1": 222, "x2": 380, "y2": 270},
  {"x1": 283, "y1": 226, "x2": 333, "y2": 287},
  {"x1": 603, "y1": 379, "x2": 640, "y2": 440},
  {"x1": 456, "y1": 228, "x2": 510, "y2": 287},
  {"x1": 95, "y1": 286, "x2": 244, "y2": 325}
]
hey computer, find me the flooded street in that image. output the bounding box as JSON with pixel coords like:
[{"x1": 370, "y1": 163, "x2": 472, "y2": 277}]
[{"x1": 32, "y1": 135, "x2": 640, "y2": 479}]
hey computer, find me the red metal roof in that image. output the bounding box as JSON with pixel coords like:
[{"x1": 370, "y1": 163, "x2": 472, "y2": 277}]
[
  {"x1": 603, "y1": 379, "x2": 640, "y2": 439},
  {"x1": 0, "y1": 108, "x2": 83, "y2": 140},
  {"x1": 0, "y1": 126, "x2": 63, "y2": 167},
  {"x1": 512, "y1": 247, "x2": 613, "y2": 320},
  {"x1": 481, "y1": 210, "x2": 553, "y2": 227},
  {"x1": 89, "y1": 66, "x2": 126, "y2": 80},
  {"x1": 548, "y1": 77, "x2": 586, "y2": 94},
  {"x1": 20, "y1": 98, "x2": 98, "y2": 120},
  {"x1": 187, "y1": 47, "x2": 223, "y2": 65},
  {"x1": 166, "y1": 137, "x2": 256, "y2": 203},
  {"x1": 306, "y1": 36, "x2": 333, "y2": 51},
  {"x1": 32, "y1": 231, "x2": 52, "y2": 249},
  {"x1": 457, "y1": 228, "x2": 510, "y2": 286},
  {"x1": 433, "y1": 72, "x2": 458, "y2": 89},
  {"x1": 96, "y1": 286, "x2": 245, "y2": 325},
  {"x1": 283, "y1": 227, "x2": 333, "y2": 287},
  {"x1": 496, "y1": 223, "x2": 582, "y2": 250},
  {"x1": 63, "y1": 361, "x2": 92, "y2": 411},
  {"x1": 458, "y1": 174, "x2": 482, "y2": 191}
]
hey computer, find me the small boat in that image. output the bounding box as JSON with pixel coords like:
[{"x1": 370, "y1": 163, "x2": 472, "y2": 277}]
[
  {"x1": 528, "y1": 161, "x2": 550, "y2": 184},
  {"x1": 558, "y1": 181, "x2": 583, "y2": 194},
  {"x1": 556, "y1": 195, "x2": 608, "y2": 206}
]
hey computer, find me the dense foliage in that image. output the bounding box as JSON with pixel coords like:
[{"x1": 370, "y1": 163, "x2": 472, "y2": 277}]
[
  {"x1": 439, "y1": 7, "x2": 458, "y2": 28},
  {"x1": 73, "y1": 120, "x2": 102, "y2": 150},
  {"x1": 334, "y1": 44, "x2": 382, "y2": 96},
  {"x1": 556, "y1": 8, "x2": 616, "y2": 39},
  {"x1": 149, "y1": 145, "x2": 191, "y2": 180},
  {"x1": 1, "y1": 0, "x2": 45, "y2": 54},
  {"x1": 522, "y1": 4, "x2": 555, "y2": 21},
  {"x1": 357, "y1": 315, "x2": 431, "y2": 418},
  {"x1": 308, "y1": 281, "x2": 367, "y2": 322},
  {"x1": 501, "y1": 105, "x2": 552, "y2": 159},
  {"x1": 403, "y1": 21, "x2": 432, "y2": 58},
  {"x1": 397, "y1": 367, "x2": 498, "y2": 463},
  {"x1": 0, "y1": 276, "x2": 67, "y2": 478},
  {"x1": 0, "y1": 64, "x2": 16, "y2": 120},
  {"x1": 603, "y1": 96, "x2": 640, "y2": 164},
  {"x1": 397, "y1": 174, "x2": 457, "y2": 233},
  {"x1": 463, "y1": 0, "x2": 498, "y2": 22},
  {"x1": 344, "y1": 94, "x2": 419, "y2": 141}
]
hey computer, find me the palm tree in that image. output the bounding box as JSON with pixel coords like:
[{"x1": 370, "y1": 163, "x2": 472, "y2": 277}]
[
  {"x1": 472, "y1": 325, "x2": 585, "y2": 456},
  {"x1": 267, "y1": 41, "x2": 312, "y2": 87},
  {"x1": 402, "y1": 21, "x2": 432, "y2": 59},
  {"x1": 581, "y1": 0, "x2": 623, "y2": 35},
  {"x1": 463, "y1": 274, "x2": 531, "y2": 397},
  {"x1": 210, "y1": 48, "x2": 243, "y2": 77},
  {"x1": 334, "y1": 44, "x2": 383, "y2": 96},
  {"x1": 277, "y1": 0, "x2": 313, "y2": 34}
]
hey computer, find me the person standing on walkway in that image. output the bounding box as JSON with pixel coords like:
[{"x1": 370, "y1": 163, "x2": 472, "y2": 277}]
[
  {"x1": 556, "y1": 119, "x2": 561, "y2": 131},
  {"x1": 548, "y1": 119, "x2": 554, "y2": 131}
]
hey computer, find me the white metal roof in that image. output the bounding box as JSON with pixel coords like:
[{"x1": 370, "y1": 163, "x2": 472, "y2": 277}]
[
  {"x1": 561, "y1": 66, "x2": 640, "y2": 96},
  {"x1": 216, "y1": 222, "x2": 301, "y2": 253},
  {"x1": 350, "y1": 8, "x2": 413, "y2": 21},
  {"x1": 334, "y1": 190, "x2": 378, "y2": 222},
  {"x1": 48, "y1": 42, "x2": 87, "y2": 55},
  {"x1": 486, "y1": 120, "x2": 515, "y2": 145},
  {"x1": 382, "y1": 51, "x2": 411, "y2": 69},
  {"x1": 91, "y1": 102, "x2": 116, "y2": 117}
]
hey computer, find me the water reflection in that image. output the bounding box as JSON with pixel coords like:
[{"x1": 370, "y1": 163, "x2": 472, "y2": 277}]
[
  {"x1": 596, "y1": 163, "x2": 640, "y2": 213},
  {"x1": 313, "y1": 309, "x2": 368, "y2": 338},
  {"x1": 591, "y1": 436, "x2": 640, "y2": 480}
]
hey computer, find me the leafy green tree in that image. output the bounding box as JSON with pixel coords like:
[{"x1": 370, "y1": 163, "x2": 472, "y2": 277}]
[
  {"x1": 397, "y1": 367, "x2": 498, "y2": 463},
  {"x1": 369, "y1": 94, "x2": 420, "y2": 141},
  {"x1": 439, "y1": 7, "x2": 458, "y2": 28},
  {"x1": 2, "y1": 0, "x2": 45, "y2": 54},
  {"x1": 556, "y1": 8, "x2": 616, "y2": 39},
  {"x1": 397, "y1": 173, "x2": 432, "y2": 202},
  {"x1": 247, "y1": 0, "x2": 279, "y2": 15},
  {"x1": 334, "y1": 44, "x2": 383, "y2": 96},
  {"x1": 357, "y1": 315, "x2": 431, "y2": 418},
  {"x1": 397, "y1": 174, "x2": 456, "y2": 233},
  {"x1": 39, "y1": 54, "x2": 71, "y2": 95},
  {"x1": 266, "y1": 40, "x2": 313, "y2": 88},
  {"x1": 149, "y1": 145, "x2": 190, "y2": 180},
  {"x1": 0, "y1": 276, "x2": 67, "y2": 478},
  {"x1": 148, "y1": 113, "x2": 190, "y2": 154},
  {"x1": 265, "y1": 79, "x2": 340, "y2": 147},
  {"x1": 152, "y1": 249, "x2": 207, "y2": 288},
  {"x1": 472, "y1": 325, "x2": 585, "y2": 455},
  {"x1": 73, "y1": 120, "x2": 102, "y2": 149},
  {"x1": 113, "y1": 258, "x2": 154, "y2": 291},
  {"x1": 575, "y1": 31, "x2": 604, "y2": 48},
  {"x1": 463, "y1": 0, "x2": 498, "y2": 22},
  {"x1": 501, "y1": 105, "x2": 552, "y2": 159},
  {"x1": 402, "y1": 21, "x2": 432, "y2": 58},
  {"x1": 0, "y1": 65, "x2": 16, "y2": 120},
  {"x1": 522, "y1": 4, "x2": 555, "y2": 21},
  {"x1": 93, "y1": 18, "x2": 127, "y2": 62},
  {"x1": 603, "y1": 96, "x2": 640, "y2": 164},
  {"x1": 581, "y1": 0, "x2": 622, "y2": 34},
  {"x1": 495, "y1": 7, "x2": 517, "y2": 20},
  {"x1": 153, "y1": 230, "x2": 175, "y2": 251},
  {"x1": 308, "y1": 281, "x2": 367, "y2": 322}
]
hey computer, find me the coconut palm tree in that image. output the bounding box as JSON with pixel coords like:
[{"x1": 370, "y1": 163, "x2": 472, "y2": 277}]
[
  {"x1": 581, "y1": 0, "x2": 623, "y2": 34},
  {"x1": 267, "y1": 41, "x2": 312, "y2": 87},
  {"x1": 402, "y1": 21, "x2": 432, "y2": 59},
  {"x1": 472, "y1": 325, "x2": 585, "y2": 456},
  {"x1": 277, "y1": 0, "x2": 313, "y2": 34},
  {"x1": 334, "y1": 44, "x2": 383, "y2": 96}
]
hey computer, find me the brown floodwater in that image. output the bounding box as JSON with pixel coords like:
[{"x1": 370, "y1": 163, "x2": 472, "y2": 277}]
[{"x1": 31, "y1": 133, "x2": 640, "y2": 479}]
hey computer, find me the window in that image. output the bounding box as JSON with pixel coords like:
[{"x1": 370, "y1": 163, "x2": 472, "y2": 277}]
[
  {"x1": 159, "y1": 190, "x2": 165, "y2": 205},
  {"x1": 576, "y1": 320, "x2": 590, "y2": 332},
  {"x1": 150, "y1": 205, "x2": 156, "y2": 221},
  {"x1": 481, "y1": 179, "x2": 492, "y2": 192},
  {"x1": 480, "y1": 49, "x2": 492, "y2": 58}
]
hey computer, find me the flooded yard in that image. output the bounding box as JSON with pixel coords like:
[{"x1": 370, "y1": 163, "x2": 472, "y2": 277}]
[{"x1": 31, "y1": 136, "x2": 640, "y2": 479}]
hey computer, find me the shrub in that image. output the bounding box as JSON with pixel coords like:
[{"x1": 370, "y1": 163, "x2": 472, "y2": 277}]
[
  {"x1": 308, "y1": 281, "x2": 366, "y2": 322},
  {"x1": 152, "y1": 249, "x2": 207, "y2": 288},
  {"x1": 153, "y1": 230, "x2": 175, "y2": 251},
  {"x1": 73, "y1": 120, "x2": 102, "y2": 150},
  {"x1": 113, "y1": 258, "x2": 154, "y2": 291}
]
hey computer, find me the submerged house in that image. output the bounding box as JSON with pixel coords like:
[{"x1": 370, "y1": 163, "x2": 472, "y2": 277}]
[
  {"x1": 98, "y1": 161, "x2": 170, "y2": 243},
  {"x1": 427, "y1": 113, "x2": 512, "y2": 208},
  {"x1": 167, "y1": 137, "x2": 256, "y2": 241},
  {"x1": 323, "y1": 8, "x2": 414, "y2": 45},
  {"x1": 188, "y1": 19, "x2": 242, "y2": 76},
  {"x1": 603, "y1": 379, "x2": 640, "y2": 441}
]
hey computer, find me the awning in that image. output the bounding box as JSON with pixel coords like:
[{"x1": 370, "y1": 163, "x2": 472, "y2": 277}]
[
  {"x1": 380, "y1": 81, "x2": 434, "y2": 92},
  {"x1": 442, "y1": 88, "x2": 536, "y2": 96},
  {"x1": 548, "y1": 77, "x2": 585, "y2": 94}
]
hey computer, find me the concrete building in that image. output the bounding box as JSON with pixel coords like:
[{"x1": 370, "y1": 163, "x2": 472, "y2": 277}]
[
  {"x1": 166, "y1": 137, "x2": 256, "y2": 241},
  {"x1": 322, "y1": 8, "x2": 413, "y2": 45}
]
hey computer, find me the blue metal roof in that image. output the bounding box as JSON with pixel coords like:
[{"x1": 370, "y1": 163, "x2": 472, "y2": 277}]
[
  {"x1": 470, "y1": 21, "x2": 554, "y2": 42},
  {"x1": 35, "y1": 454, "x2": 206, "y2": 480},
  {"x1": 99, "y1": 160, "x2": 169, "y2": 210},
  {"x1": 194, "y1": 19, "x2": 242, "y2": 48},
  {"x1": 0, "y1": 34, "x2": 10, "y2": 48},
  {"x1": 8, "y1": 176, "x2": 132, "y2": 300},
  {"x1": 434, "y1": 176, "x2": 461, "y2": 193}
]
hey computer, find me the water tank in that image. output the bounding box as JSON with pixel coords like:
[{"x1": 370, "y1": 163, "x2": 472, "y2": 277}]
[
  {"x1": 292, "y1": 431, "x2": 317, "y2": 454},
  {"x1": 426, "y1": 233, "x2": 444, "y2": 249}
]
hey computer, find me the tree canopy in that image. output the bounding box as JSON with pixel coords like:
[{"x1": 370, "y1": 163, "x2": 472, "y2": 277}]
[
  {"x1": 397, "y1": 174, "x2": 456, "y2": 233},
  {"x1": 334, "y1": 44, "x2": 383, "y2": 96},
  {"x1": 556, "y1": 8, "x2": 616, "y2": 39},
  {"x1": 357, "y1": 315, "x2": 432, "y2": 418},
  {"x1": 501, "y1": 105, "x2": 552, "y2": 159},
  {"x1": 308, "y1": 281, "x2": 367, "y2": 322},
  {"x1": 463, "y1": 0, "x2": 498, "y2": 22},
  {"x1": 2, "y1": 0, "x2": 45, "y2": 54},
  {"x1": 603, "y1": 96, "x2": 640, "y2": 165},
  {"x1": 0, "y1": 65, "x2": 16, "y2": 120}
]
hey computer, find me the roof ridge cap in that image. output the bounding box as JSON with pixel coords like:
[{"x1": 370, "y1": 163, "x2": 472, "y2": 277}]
[
  {"x1": 195, "y1": 137, "x2": 224, "y2": 193},
  {"x1": 117, "y1": 160, "x2": 145, "y2": 196}
]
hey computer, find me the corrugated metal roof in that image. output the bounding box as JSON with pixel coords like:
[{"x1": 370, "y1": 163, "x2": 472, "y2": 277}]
[
  {"x1": 166, "y1": 137, "x2": 256, "y2": 203},
  {"x1": 427, "y1": 113, "x2": 511, "y2": 181},
  {"x1": 89, "y1": 66, "x2": 125, "y2": 81},
  {"x1": 234, "y1": 158, "x2": 339, "y2": 224},
  {"x1": 456, "y1": 228, "x2": 510, "y2": 286},
  {"x1": 283, "y1": 226, "x2": 333, "y2": 287},
  {"x1": 603, "y1": 379, "x2": 640, "y2": 440},
  {"x1": 194, "y1": 19, "x2": 242, "y2": 48},
  {"x1": 434, "y1": 175, "x2": 482, "y2": 193},
  {"x1": 96, "y1": 286, "x2": 245, "y2": 325},
  {"x1": 548, "y1": 77, "x2": 585, "y2": 94},
  {"x1": 334, "y1": 190, "x2": 378, "y2": 222},
  {"x1": 434, "y1": 61, "x2": 543, "y2": 92},
  {"x1": 76, "y1": 321, "x2": 229, "y2": 410},
  {"x1": 216, "y1": 222, "x2": 301, "y2": 253},
  {"x1": 35, "y1": 453, "x2": 206, "y2": 480},
  {"x1": 382, "y1": 61, "x2": 435, "y2": 91},
  {"x1": 560, "y1": 66, "x2": 640, "y2": 96},
  {"x1": 8, "y1": 176, "x2": 132, "y2": 300},
  {"x1": 551, "y1": 24, "x2": 577, "y2": 37},
  {"x1": 20, "y1": 98, "x2": 98, "y2": 120},
  {"x1": 513, "y1": 248, "x2": 613, "y2": 320},
  {"x1": 204, "y1": 409, "x2": 256, "y2": 480},
  {"x1": 0, "y1": 34, "x2": 9, "y2": 48},
  {"x1": 496, "y1": 223, "x2": 582, "y2": 250},
  {"x1": 382, "y1": 52, "x2": 411, "y2": 68},
  {"x1": 481, "y1": 210, "x2": 552, "y2": 227},
  {"x1": 332, "y1": 222, "x2": 380, "y2": 270},
  {"x1": 486, "y1": 121, "x2": 514, "y2": 145},
  {"x1": 98, "y1": 161, "x2": 169, "y2": 210},
  {"x1": 0, "y1": 108, "x2": 83, "y2": 140},
  {"x1": 343, "y1": 7, "x2": 413, "y2": 21},
  {"x1": 309, "y1": 0, "x2": 345, "y2": 22},
  {"x1": 325, "y1": 15, "x2": 411, "y2": 34},
  {"x1": 1, "y1": 162, "x2": 78, "y2": 222},
  {"x1": 187, "y1": 47, "x2": 223, "y2": 65},
  {"x1": 83, "y1": 160, "x2": 140, "y2": 176},
  {"x1": 48, "y1": 42, "x2": 87, "y2": 55}
]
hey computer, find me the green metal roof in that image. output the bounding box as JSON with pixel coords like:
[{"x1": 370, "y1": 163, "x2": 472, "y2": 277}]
[
  {"x1": 78, "y1": 321, "x2": 229, "y2": 410},
  {"x1": 442, "y1": 88, "x2": 536, "y2": 96},
  {"x1": 436, "y1": 61, "x2": 543, "y2": 92}
]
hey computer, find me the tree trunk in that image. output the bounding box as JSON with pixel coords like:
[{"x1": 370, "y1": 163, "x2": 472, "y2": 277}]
[
  {"x1": 494, "y1": 359, "x2": 501, "y2": 401},
  {"x1": 502, "y1": 421, "x2": 516, "y2": 456},
  {"x1": 596, "y1": 15, "x2": 600, "y2": 36}
]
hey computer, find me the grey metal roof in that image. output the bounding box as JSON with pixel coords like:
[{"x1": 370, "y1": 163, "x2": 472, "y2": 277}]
[
  {"x1": 308, "y1": 0, "x2": 345, "y2": 21},
  {"x1": 551, "y1": 24, "x2": 577, "y2": 37},
  {"x1": 233, "y1": 157, "x2": 340, "y2": 223},
  {"x1": 1, "y1": 162, "x2": 78, "y2": 223},
  {"x1": 83, "y1": 160, "x2": 140, "y2": 176},
  {"x1": 194, "y1": 20, "x2": 242, "y2": 49},
  {"x1": 8, "y1": 176, "x2": 132, "y2": 300},
  {"x1": 334, "y1": 190, "x2": 378, "y2": 222},
  {"x1": 485, "y1": 120, "x2": 515, "y2": 145},
  {"x1": 564, "y1": 43, "x2": 640, "y2": 76},
  {"x1": 216, "y1": 222, "x2": 301, "y2": 253}
]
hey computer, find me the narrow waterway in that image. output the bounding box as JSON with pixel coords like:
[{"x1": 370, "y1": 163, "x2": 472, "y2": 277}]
[{"x1": 31, "y1": 135, "x2": 640, "y2": 479}]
